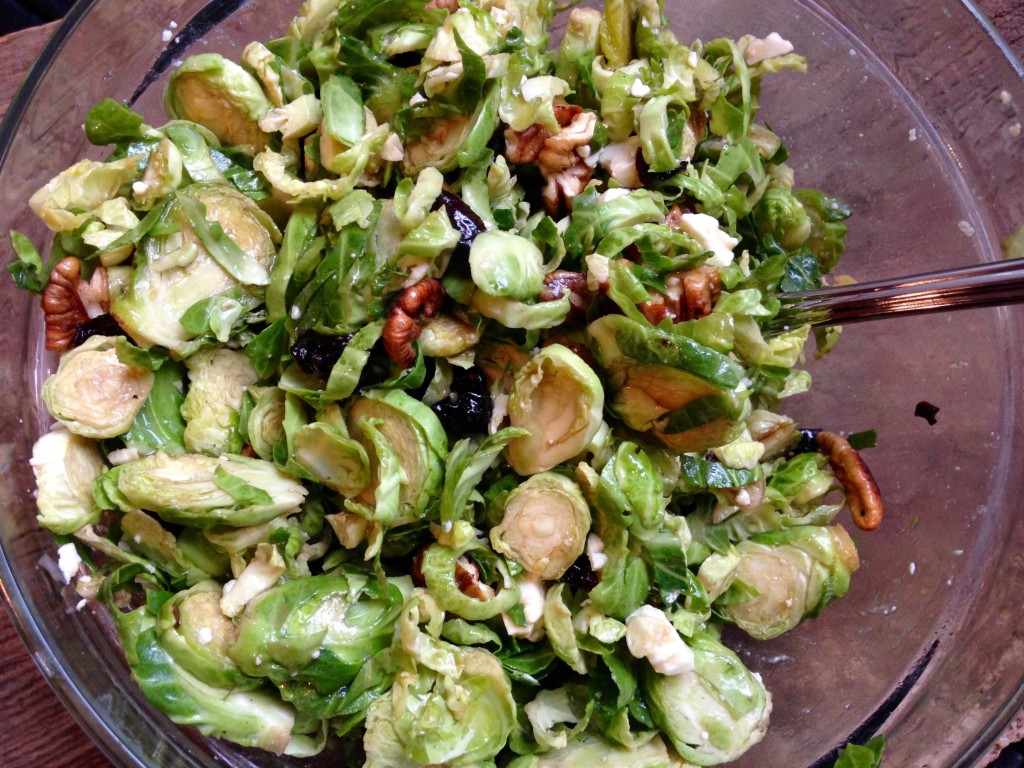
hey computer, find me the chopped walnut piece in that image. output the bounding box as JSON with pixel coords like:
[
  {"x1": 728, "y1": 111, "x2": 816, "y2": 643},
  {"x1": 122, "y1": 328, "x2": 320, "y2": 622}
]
[
  {"x1": 539, "y1": 110, "x2": 598, "y2": 170},
  {"x1": 454, "y1": 556, "x2": 496, "y2": 601},
  {"x1": 41, "y1": 258, "x2": 90, "y2": 353},
  {"x1": 677, "y1": 265, "x2": 722, "y2": 321},
  {"x1": 383, "y1": 278, "x2": 446, "y2": 369},
  {"x1": 541, "y1": 162, "x2": 592, "y2": 217},
  {"x1": 539, "y1": 270, "x2": 592, "y2": 315},
  {"x1": 425, "y1": 0, "x2": 459, "y2": 10},
  {"x1": 504, "y1": 123, "x2": 550, "y2": 165},
  {"x1": 816, "y1": 431, "x2": 884, "y2": 532}
]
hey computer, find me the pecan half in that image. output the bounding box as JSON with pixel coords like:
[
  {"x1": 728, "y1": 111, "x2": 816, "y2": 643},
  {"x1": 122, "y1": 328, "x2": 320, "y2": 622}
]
[
  {"x1": 676, "y1": 264, "x2": 722, "y2": 321},
  {"x1": 455, "y1": 556, "x2": 496, "y2": 601},
  {"x1": 816, "y1": 431, "x2": 884, "y2": 531},
  {"x1": 539, "y1": 270, "x2": 592, "y2": 316},
  {"x1": 383, "y1": 278, "x2": 446, "y2": 369},
  {"x1": 541, "y1": 162, "x2": 592, "y2": 217},
  {"x1": 538, "y1": 110, "x2": 598, "y2": 171},
  {"x1": 41, "y1": 258, "x2": 89, "y2": 353},
  {"x1": 504, "y1": 123, "x2": 550, "y2": 165}
]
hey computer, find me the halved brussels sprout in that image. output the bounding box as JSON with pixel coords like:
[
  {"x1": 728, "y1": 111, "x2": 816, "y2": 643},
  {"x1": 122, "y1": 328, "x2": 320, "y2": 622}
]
[
  {"x1": 469, "y1": 230, "x2": 546, "y2": 300},
  {"x1": 508, "y1": 734, "x2": 685, "y2": 768},
  {"x1": 364, "y1": 592, "x2": 516, "y2": 768},
  {"x1": 643, "y1": 630, "x2": 772, "y2": 765},
  {"x1": 505, "y1": 345, "x2": 604, "y2": 475},
  {"x1": 30, "y1": 428, "x2": 105, "y2": 535},
  {"x1": 113, "y1": 607, "x2": 312, "y2": 756},
  {"x1": 247, "y1": 386, "x2": 286, "y2": 460},
  {"x1": 589, "y1": 315, "x2": 746, "y2": 454},
  {"x1": 114, "y1": 452, "x2": 306, "y2": 528},
  {"x1": 718, "y1": 525, "x2": 860, "y2": 640},
  {"x1": 182, "y1": 348, "x2": 259, "y2": 456},
  {"x1": 229, "y1": 572, "x2": 410, "y2": 688},
  {"x1": 164, "y1": 54, "x2": 273, "y2": 151},
  {"x1": 156, "y1": 581, "x2": 257, "y2": 689},
  {"x1": 42, "y1": 335, "x2": 154, "y2": 439},
  {"x1": 110, "y1": 184, "x2": 279, "y2": 356},
  {"x1": 290, "y1": 421, "x2": 371, "y2": 498},
  {"x1": 29, "y1": 156, "x2": 140, "y2": 233},
  {"x1": 346, "y1": 390, "x2": 447, "y2": 524},
  {"x1": 491, "y1": 472, "x2": 591, "y2": 580}
]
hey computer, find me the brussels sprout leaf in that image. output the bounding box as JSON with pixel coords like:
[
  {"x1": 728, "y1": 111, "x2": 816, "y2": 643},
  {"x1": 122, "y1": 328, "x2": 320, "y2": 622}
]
[
  {"x1": 84, "y1": 98, "x2": 149, "y2": 146},
  {"x1": 833, "y1": 736, "x2": 886, "y2": 768},
  {"x1": 8, "y1": 230, "x2": 58, "y2": 293}
]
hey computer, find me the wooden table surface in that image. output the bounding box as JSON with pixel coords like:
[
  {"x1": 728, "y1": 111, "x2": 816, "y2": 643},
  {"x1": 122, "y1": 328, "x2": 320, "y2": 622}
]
[{"x1": 1, "y1": 5, "x2": 1023, "y2": 768}]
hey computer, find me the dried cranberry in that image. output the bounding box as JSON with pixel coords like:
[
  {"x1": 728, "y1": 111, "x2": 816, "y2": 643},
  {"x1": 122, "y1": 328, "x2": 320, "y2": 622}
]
[
  {"x1": 430, "y1": 365, "x2": 491, "y2": 440},
  {"x1": 290, "y1": 332, "x2": 353, "y2": 378},
  {"x1": 72, "y1": 314, "x2": 127, "y2": 347},
  {"x1": 432, "y1": 190, "x2": 486, "y2": 272},
  {"x1": 561, "y1": 555, "x2": 599, "y2": 591}
]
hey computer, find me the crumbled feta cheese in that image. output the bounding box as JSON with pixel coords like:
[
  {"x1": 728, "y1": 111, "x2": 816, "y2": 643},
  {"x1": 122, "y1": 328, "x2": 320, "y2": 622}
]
[
  {"x1": 687, "y1": 50, "x2": 699, "y2": 68},
  {"x1": 197, "y1": 627, "x2": 214, "y2": 645},
  {"x1": 626, "y1": 605, "x2": 694, "y2": 675},
  {"x1": 168, "y1": 20, "x2": 178, "y2": 29},
  {"x1": 597, "y1": 188, "x2": 632, "y2": 204},
  {"x1": 503, "y1": 576, "x2": 547, "y2": 640},
  {"x1": 734, "y1": 489, "x2": 751, "y2": 507},
  {"x1": 958, "y1": 220, "x2": 976, "y2": 237},
  {"x1": 594, "y1": 137, "x2": 642, "y2": 187},
  {"x1": 289, "y1": 305, "x2": 302, "y2": 320},
  {"x1": 909, "y1": 562, "x2": 917, "y2": 576},
  {"x1": 488, "y1": 393, "x2": 510, "y2": 435},
  {"x1": 106, "y1": 447, "x2": 141, "y2": 466},
  {"x1": 908, "y1": 128, "x2": 918, "y2": 142},
  {"x1": 585, "y1": 253, "x2": 611, "y2": 292},
  {"x1": 1000, "y1": 90, "x2": 1012, "y2": 104},
  {"x1": 132, "y1": 181, "x2": 149, "y2": 195},
  {"x1": 409, "y1": 92, "x2": 428, "y2": 105},
  {"x1": 57, "y1": 543, "x2": 82, "y2": 584},
  {"x1": 586, "y1": 534, "x2": 608, "y2": 571},
  {"x1": 675, "y1": 213, "x2": 740, "y2": 267},
  {"x1": 630, "y1": 78, "x2": 651, "y2": 98},
  {"x1": 133, "y1": 535, "x2": 142, "y2": 544},
  {"x1": 1010, "y1": 122, "x2": 1022, "y2": 138},
  {"x1": 162, "y1": 29, "x2": 173, "y2": 42},
  {"x1": 380, "y1": 132, "x2": 405, "y2": 162},
  {"x1": 744, "y1": 32, "x2": 794, "y2": 65},
  {"x1": 75, "y1": 599, "x2": 88, "y2": 612}
]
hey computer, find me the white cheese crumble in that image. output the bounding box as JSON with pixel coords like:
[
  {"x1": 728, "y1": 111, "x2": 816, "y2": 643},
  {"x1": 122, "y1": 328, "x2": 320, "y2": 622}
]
[
  {"x1": 197, "y1": 627, "x2": 214, "y2": 645},
  {"x1": 586, "y1": 534, "x2": 608, "y2": 571},
  {"x1": 687, "y1": 50, "x2": 699, "y2": 68},
  {"x1": 743, "y1": 33, "x2": 794, "y2": 65},
  {"x1": 409, "y1": 92, "x2": 428, "y2": 105},
  {"x1": 162, "y1": 29, "x2": 173, "y2": 42},
  {"x1": 625, "y1": 605, "x2": 694, "y2": 676},
  {"x1": 958, "y1": 220, "x2": 976, "y2": 237},
  {"x1": 503, "y1": 576, "x2": 547, "y2": 640},
  {"x1": 132, "y1": 181, "x2": 149, "y2": 195},
  {"x1": 675, "y1": 212, "x2": 740, "y2": 267},
  {"x1": 908, "y1": 128, "x2": 917, "y2": 142},
  {"x1": 57, "y1": 543, "x2": 82, "y2": 584},
  {"x1": 630, "y1": 78, "x2": 651, "y2": 98},
  {"x1": 909, "y1": 562, "x2": 917, "y2": 576},
  {"x1": 289, "y1": 305, "x2": 302, "y2": 320}
]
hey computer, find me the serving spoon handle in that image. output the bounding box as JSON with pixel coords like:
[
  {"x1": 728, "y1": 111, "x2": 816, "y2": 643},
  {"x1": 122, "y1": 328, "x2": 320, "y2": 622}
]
[{"x1": 765, "y1": 259, "x2": 1024, "y2": 334}]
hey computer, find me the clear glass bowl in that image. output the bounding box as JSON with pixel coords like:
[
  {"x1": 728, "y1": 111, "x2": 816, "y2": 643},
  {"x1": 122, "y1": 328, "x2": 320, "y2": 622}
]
[{"x1": 1, "y1": 1, "x2": 1022, "y2": 766}]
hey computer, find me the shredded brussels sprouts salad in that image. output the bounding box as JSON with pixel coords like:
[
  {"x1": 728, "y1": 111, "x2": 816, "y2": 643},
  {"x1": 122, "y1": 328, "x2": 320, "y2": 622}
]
[{"x1": 9, "y1": 0, "x2": 886, "y2": 764}]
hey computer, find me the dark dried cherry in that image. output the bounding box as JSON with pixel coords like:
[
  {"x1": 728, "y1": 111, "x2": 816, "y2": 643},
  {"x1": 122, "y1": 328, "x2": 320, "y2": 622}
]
[
  {"x1": 430, "y1": 365, "x2": 492, "y2": 440},
  {"x1": 432, "y1": 190, "x2": 486, "y2": 272},
  {"x1": 290, "y1": 332, "x2": 353, "y2": 378},
  {"x1": 560, "y1": 554, "x2": 599, "y2": 591},
  {"x1": 72, "y1": 314, "x2": 128, "y2": 347}
]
